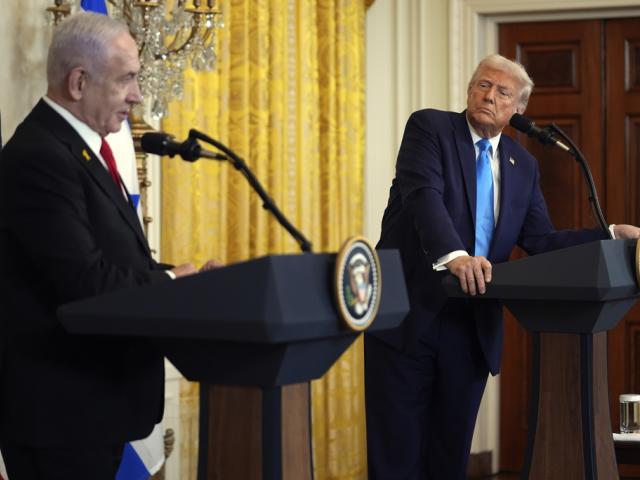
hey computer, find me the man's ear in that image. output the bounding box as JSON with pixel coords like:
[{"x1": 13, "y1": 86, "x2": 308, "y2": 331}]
[{"x1": 67, "y1": 67, "x2": 86, "y2": 101}]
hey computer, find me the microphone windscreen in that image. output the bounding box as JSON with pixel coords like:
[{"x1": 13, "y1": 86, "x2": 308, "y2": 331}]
[
  {"x1": 509, "y1": 113, "x2": 533, "y2": 133},
  {"x1": 140, "y1": 132, "x2": 170, "y2": 155}
]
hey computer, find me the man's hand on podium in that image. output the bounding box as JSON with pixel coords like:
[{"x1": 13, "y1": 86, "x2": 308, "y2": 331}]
[
  {"x1": 168, "y1": 259, "x2": 223, "y2": 278},
  {"x1": 170, "y1": 263, "x2": 197, "y2": 278},
  {"x1": 613, "y1": 224, "x2": 640, "y2": 240},
  {"x1": 199, "y1": 259, "x2": 223, "y2": 272},
  {"x1": 445, "y1": 255, "x2": 492, "y2": 296}
]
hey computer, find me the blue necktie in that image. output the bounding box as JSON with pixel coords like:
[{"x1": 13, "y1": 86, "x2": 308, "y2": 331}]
[{"x1": 475, "y1": 138, "x2": 494, "y2": 257}]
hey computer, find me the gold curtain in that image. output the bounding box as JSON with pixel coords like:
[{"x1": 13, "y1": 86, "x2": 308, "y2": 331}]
[{"x1": 161, "y1": 0, "x2": 367, "y2": 479}]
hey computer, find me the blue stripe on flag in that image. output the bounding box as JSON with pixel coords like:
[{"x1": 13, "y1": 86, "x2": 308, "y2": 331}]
[
  {"x1": 116, "y1": 443, "x2": 151, "y2": 480},
  {"x1": 130, "y1": 193, "x2": 141, "y2": 210},
  {"x1": 81, "y1": 0, "x2": 108, "y2": 14}
]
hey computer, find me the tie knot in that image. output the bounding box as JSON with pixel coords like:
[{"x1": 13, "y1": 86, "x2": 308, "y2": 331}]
[
  {"x1": 99, "y1": 138, "x2": 122, "y2": 188},
  {"x1": 100, "y1": 138, "x2": 112, "y2": 157},
  {"x1": 476, "y1": 138, "x2": 491, "y2": 155}
]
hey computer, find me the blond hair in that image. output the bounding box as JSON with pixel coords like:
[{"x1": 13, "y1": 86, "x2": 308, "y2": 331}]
[{"x1": 468, "y1": 54, "x2": 534, "y2": 111}]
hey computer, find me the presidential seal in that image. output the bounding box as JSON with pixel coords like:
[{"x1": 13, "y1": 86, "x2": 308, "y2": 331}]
[{"x1": 335, "y1": 236, "x2": 382, "y2": 331}]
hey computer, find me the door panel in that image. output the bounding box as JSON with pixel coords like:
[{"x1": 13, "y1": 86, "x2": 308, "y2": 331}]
[{"x1": 498, "y1": 19, "x2": 604, "y2": 472}]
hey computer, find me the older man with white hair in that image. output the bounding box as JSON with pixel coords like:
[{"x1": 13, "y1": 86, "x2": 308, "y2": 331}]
[
  {"x1": 0, "y1": 12, "x2": 201, "y2": 479},
  {"x1": 365, "y1": 54, "x2": 640, "y2": 479}
]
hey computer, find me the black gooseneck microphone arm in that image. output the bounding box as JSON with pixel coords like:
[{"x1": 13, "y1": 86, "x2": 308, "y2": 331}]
[
  {"x1": 187, "y1": 129, "x2": 313, "y2": 253},
  {"x1": 545, "y1": 123, "x2": 612, "y2": 238}
]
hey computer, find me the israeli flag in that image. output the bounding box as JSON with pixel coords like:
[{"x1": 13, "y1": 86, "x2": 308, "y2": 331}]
[
  {"x1": 83, "y1": 2, "x2": 165, "y2": 479},
  {"x1": 106, "y1": 121, "x2": 143, "y2": 223},
  {"x1": 80, "y1": 0, "x2": 107, "y2": 14},
  {"x1": 116, "y1": 424, "x2": 165, "y2": 480}
]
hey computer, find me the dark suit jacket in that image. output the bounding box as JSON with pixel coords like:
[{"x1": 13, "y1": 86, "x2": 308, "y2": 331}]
[
  {"x1": 373, "y1": 109, "x2": 606, "y2": 374},
  {"x1": 0, "y1": 100, "x2": 170, "y2": 447}
]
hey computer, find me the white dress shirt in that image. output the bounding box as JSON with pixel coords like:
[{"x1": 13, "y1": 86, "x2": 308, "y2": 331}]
[
  {"x1": 432, "y1": 122, "x2": 501, "y2": 270},
  {"x1": 42, "y1": 96, "x2": 176, "y2": 279},
  {"x1": 432, "y1": 122, "x2": 616, "y2": 271}
]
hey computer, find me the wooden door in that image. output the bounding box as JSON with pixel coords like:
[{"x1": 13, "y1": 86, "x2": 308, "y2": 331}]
[
  {"x1": 499, "y1": 18, "x2": 640, "y2": 474},
  {"x1": 498, "y1": 19, "x2": 605, "y2": 472}
]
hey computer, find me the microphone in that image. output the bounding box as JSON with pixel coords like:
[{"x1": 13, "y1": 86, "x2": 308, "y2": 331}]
[
  {"x1": 140, "y1": 132, "x2": 227, "y2": 162},
  {"x1": 509, "y1": 113, "x2": 570, "y2": 152}
]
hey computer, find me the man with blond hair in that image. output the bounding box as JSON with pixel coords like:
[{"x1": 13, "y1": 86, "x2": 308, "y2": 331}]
[{"x1": 365, "y1": 54, "x2": 640, "y2": 479}]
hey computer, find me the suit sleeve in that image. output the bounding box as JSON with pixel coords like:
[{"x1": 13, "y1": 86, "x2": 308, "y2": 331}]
[
  {"x1": 394, "y1": 112, "x2": 467, "y2": 261},
  {"x1": 3, "y1": 138, "x2": 169, "y2": 305},
  {"x1": 516, "y1": 157, "x2": 607, "y2": 254}
]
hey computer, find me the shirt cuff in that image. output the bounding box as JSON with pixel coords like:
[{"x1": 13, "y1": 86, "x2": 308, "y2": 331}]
[
  {"x1": 165, "y1": 270, "x2": 176, "y2": 280},
  {"x1": 432, "y1": 250, "x2": 469, "y2": 271},
  {"x1": 609, "y1": 224, "x2": 616, "y2": 239}
]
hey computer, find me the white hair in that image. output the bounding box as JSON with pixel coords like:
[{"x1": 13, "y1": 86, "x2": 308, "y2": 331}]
[
  {"x1": 47, "y1": 12, "x2": 130, "y2": 89},
  {"x1": 468, "y1": 54, "x2": 534, "y2": 111}
]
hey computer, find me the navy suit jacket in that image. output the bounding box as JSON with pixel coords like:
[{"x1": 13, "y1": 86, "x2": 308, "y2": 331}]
[
  {"x1": 374, "y1": 109, "x2": 605, "y2": 374},
  {"x1": 0, "y1": 100, "x2": 170, "y2": 446}
]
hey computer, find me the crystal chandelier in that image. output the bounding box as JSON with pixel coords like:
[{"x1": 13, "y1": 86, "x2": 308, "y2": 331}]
[{"x1": 47, "y1": 0, "x2": 224, "y2": 119}]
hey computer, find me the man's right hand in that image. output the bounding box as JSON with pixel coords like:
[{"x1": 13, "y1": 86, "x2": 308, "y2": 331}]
[
  {"x1": 170, "y1": 263, "x2": 197, "y2": 278},
  {"x1": 446, "y1": 255, "x2": 492, "y2": 296}
]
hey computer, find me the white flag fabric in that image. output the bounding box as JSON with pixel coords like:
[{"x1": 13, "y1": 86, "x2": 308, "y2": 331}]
[
  {"x1": 0, "y1": 449, "x2": 7, "y2": 480},
  {"x1": 0, "y1": 453, "x2": 9, "y2": 480},
  {"x1": 106, "y1": 120, "x2": 143, "y2": 223}
]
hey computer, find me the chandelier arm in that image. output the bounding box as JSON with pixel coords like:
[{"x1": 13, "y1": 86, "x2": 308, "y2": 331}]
[
  {"x1": 163, "y1": 28, "x2": 191, "y2": 53},
  {"x1": 163, "y1": 28, "x2": 200, "y2": 56},
  {"x1": 138, "y1": 41, "x2": 148, "y2": 58},
  {"x1": 201, "y1": 27, "x2": 214, "y2": 45}
]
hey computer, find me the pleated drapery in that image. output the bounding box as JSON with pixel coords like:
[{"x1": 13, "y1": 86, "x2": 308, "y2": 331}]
[{"x1": 161, "y1": 1, "x2": 367, "y2": 478}]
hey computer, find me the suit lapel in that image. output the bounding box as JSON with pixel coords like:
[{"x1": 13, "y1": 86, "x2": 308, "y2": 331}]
[
  {"x1": 489, "y1": 138, "x2": 514, "y2": 256},
  {"x1": 78, "y1": 146, "x2": 149, "y2": 252},
  {"x1": 453, "y1": 111, "x2": 477, "y2": 226},
  {"x1": 31, "y1": 101, "x2": 150, "y2": 255}
]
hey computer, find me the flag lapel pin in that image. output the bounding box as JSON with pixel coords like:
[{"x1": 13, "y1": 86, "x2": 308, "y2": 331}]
[{"x1": 82, "y1": 149, "x2": 92, "y2": 161}]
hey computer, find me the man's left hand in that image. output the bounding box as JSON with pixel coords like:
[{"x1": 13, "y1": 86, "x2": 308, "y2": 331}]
[
  {"x1": 199, "y1": 259, "x2": 223, "y2": 272},
  {"x1": 614, "y1": 224, "x2": 640, "y2": 239}
]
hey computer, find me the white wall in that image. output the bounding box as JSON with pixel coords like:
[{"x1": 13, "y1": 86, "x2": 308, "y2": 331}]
[
  {"x1": 0, "y1": 1, "x2": 50, "y2": 143},
  {"x1": 364, "y1": 0, "x2": 450, "y2": 246}
]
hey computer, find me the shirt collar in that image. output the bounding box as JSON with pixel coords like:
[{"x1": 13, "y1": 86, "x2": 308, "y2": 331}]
[
  {"x1": 467, "y1": 119, "x2": 501, "y2": 156},
  {"x1": 42, "y1": 96, "x2": 102, "y2": 158}
]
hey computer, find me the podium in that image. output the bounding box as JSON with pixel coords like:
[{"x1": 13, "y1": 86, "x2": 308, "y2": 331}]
[
  {"x1": 444, "y1": 239, "x2": 640, "y2": 479},
  {"x1": 58, "y1": 251, "x2": 409, "y2": 480}
]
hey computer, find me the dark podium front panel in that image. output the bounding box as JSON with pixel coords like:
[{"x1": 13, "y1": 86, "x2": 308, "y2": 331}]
[
  {"x1": 59, "y1": 250, "x2": 408, "y2": 387},
  {"x1": 58, "y1": 250, "x2": 409, "y2": 480},
  {"x1": 444, "y1": 239, "x2": 640, "y2": 480}
]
